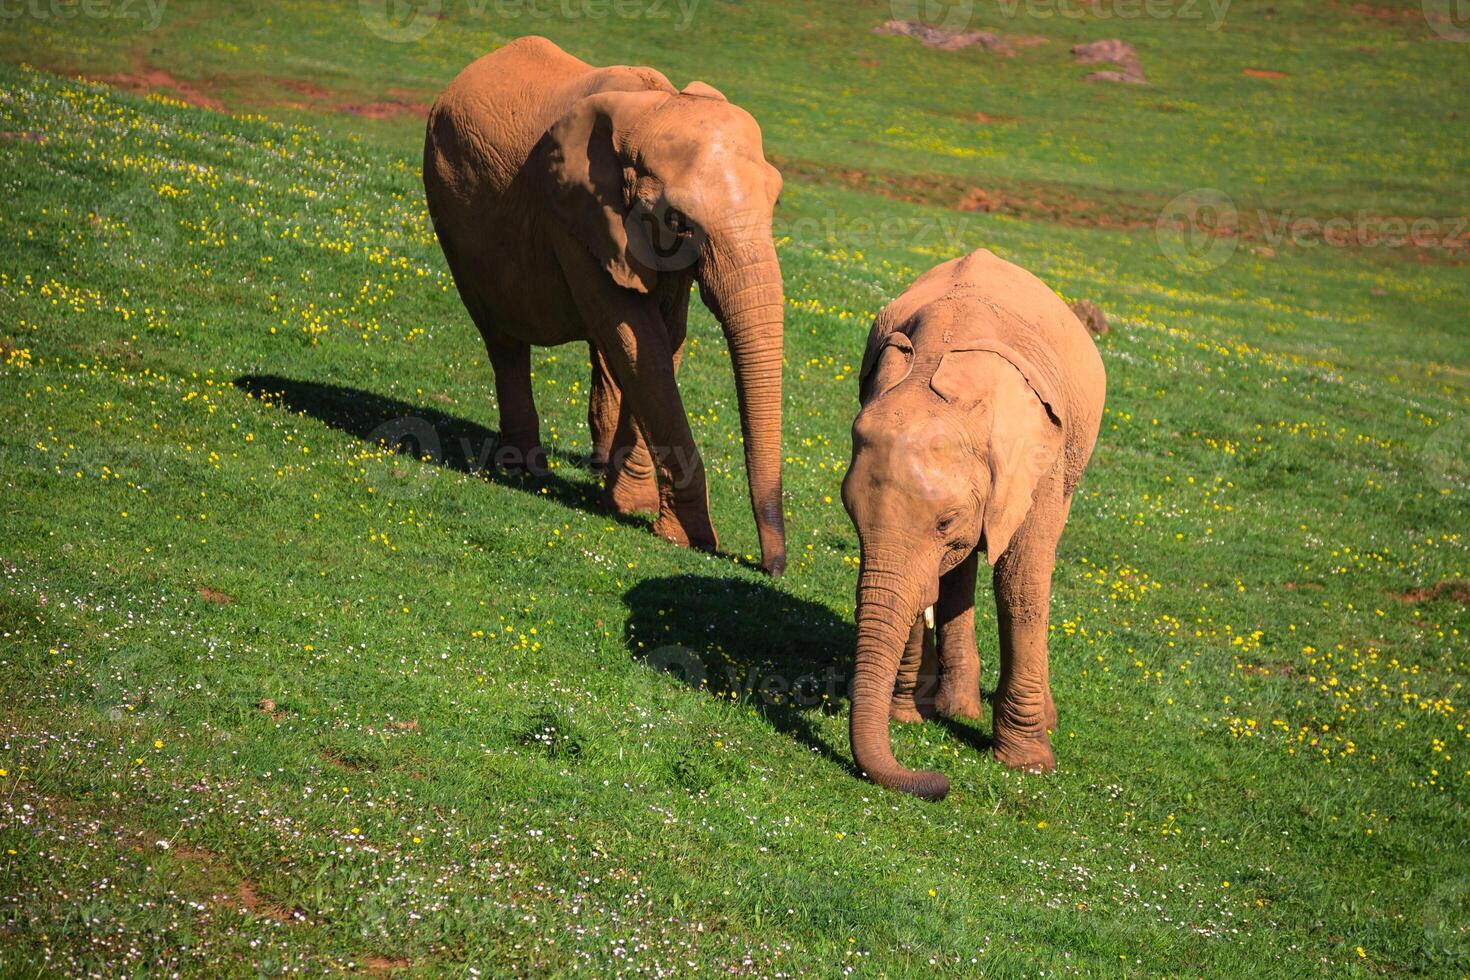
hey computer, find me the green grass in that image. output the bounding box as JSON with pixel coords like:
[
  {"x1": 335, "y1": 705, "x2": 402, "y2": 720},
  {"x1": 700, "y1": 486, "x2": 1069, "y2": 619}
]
[{"x1": 2, "y1": 0, "x2": 1468, "y2": 974}]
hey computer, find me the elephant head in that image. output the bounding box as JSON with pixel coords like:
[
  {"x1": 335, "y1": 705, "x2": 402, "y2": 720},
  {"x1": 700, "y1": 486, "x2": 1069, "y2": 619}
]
[
  {"x1": 841, "y1": 328, "x2": 1064, "y2": 799},
  {"x1": 542, "y1": 82, "x2": 787, "y2": 575}
]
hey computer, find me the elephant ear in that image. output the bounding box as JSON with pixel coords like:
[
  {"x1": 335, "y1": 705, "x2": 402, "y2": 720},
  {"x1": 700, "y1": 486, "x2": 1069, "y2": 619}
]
[
  {"x1": 929, "y1": 346, "x2": 1064, "y2": 564},
  {"x1": 544, "y1": 90, "x2": 669, "y2": 293},
  {"x1": 680, "y1": 80, "x2": 727, "y2": 101},
  {"x1": 858, "y1": 333, "x2": 914, "y2": 403}
]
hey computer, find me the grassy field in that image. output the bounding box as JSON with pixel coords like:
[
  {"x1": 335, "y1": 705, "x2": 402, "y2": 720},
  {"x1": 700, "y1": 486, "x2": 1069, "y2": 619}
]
[{"x1": 2, "y1": 0, "x2": 1468, "y2": 975}]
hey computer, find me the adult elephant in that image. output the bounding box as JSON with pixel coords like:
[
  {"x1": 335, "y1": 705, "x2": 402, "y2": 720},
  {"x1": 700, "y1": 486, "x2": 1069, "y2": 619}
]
[
  {"x1": 841, "y1": 250, "x2": 1106, "y2": 799},
  {"x1": 424, "y1": 37, "x2": 787, "y2": 575}
]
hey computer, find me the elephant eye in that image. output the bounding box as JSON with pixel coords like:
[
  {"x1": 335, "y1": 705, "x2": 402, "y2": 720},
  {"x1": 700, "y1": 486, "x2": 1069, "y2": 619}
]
[
  {"x1": 665, "y1": 207, "x2": 692, "y2": 235},
  {"x1": 936, "y1": 511, "x2": 960, "y2": 534}
]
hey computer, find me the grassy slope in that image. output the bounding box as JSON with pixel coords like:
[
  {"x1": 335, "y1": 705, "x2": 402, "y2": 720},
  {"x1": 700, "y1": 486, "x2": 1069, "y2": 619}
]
[{"x1": 1, "y1": 0, "x2": 1468, "y2": 975}]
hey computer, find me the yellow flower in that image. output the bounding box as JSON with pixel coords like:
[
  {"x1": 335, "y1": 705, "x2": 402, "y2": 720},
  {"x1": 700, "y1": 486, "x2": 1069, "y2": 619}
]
[{"x1": 153, "y1": 740, "x2": 163, "y2": 749}]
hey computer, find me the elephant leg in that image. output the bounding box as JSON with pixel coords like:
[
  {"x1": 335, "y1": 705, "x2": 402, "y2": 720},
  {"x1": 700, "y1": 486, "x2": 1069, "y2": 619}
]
[
  {"x1": 587, "y1": 342, "x2": 619, "y2": 475},
  {"x1": 991, "y1": 480, "x2": 1071, "y2": 773},
  {"x1": 484, "y1": 337, "x2": 547, "y2": 476},
  {"x1": 554, "y1": 240, "x2": 715, "y2": 551},
  {"x1": 935, "y1": 548, "x2": 982, "y2": 721},
  {"x1": 602, "y1": 401, "x2": 660, "y2": 515},
  {"x1": 891, "y1": 612, "x2": 939, "y2": 723}
]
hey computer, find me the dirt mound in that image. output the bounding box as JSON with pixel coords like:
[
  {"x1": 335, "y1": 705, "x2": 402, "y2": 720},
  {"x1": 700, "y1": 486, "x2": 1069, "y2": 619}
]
[
  {"x1": 1069, "y1": 299, "x2": 1109, "y2": 336},
  {"x1": 872, "y1": 20, "x2": 1044, "y2": 56},
  {"x1": 1072, "y1": 39, "x2": 1147, "y2": 85},
  {"x1": 340, "y1": 100, "x2": 429, "y2": 120},
  {"x1": 1393, "y1": 581, "x2": 1470, "y2": 604}
]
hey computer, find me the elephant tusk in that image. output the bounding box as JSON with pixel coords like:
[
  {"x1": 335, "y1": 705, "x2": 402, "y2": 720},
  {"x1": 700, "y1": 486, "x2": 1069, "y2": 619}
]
[{"x1": 924, "y1": 605, "x2": 935, "y2": 630}]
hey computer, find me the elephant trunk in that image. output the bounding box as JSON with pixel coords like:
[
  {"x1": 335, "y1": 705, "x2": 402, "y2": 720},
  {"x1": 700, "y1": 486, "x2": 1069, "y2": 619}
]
[
  {"x1": 700, "y1": 235, "x2": 786, "y2": 577},
  {"x1": 851, "y1": 560, "x2": 950, "y2": 801}
]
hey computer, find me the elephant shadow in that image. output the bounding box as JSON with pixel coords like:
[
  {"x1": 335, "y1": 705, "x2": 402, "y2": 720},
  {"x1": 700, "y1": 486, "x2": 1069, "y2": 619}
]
[
  {"x1": 232, "y1": 373, "x2": 634, "y2": 526},
  {"x1": 622, "y1": 574, "x2": 859, "y2": 770}
]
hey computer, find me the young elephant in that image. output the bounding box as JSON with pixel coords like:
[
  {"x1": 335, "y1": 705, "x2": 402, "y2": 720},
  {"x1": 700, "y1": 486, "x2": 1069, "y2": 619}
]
[
  {"x1": 841, "y1": 250, "x2": 1106, "y2": 800},
  {"x1": 424, "y1": 37, "x2": 787, "y2": 575}
]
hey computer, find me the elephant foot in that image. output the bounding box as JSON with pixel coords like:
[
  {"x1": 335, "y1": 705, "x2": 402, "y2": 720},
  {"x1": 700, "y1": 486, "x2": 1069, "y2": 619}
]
[
  {"x1": 935, "y1": 689, "x2": 983, "y2": 721},
  {"x1": 652, "y1": 510, "x2": 718, "y2": 554},
  {"x1": 496, "y1": 439, "x2": 549, "y2": 476},
  {"x1": 586, "y1": 446, "x2": 611, "y2": 476},
  {"x1": 991, "y1": 732, "x2": 1056, "y2": 774},
  {"x1": 889, "y1": 694, "x2": 935, "y2": 724},
  {"x1": 602, "y1": 474, "x2": 661, "y2": 516}
]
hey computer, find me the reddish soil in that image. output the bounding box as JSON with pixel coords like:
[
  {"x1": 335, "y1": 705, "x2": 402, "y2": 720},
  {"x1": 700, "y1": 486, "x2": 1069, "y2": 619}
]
[
  {"x1": 1351, "y1": 2, "x2": 1420, "y2": 19},
  {"x1": 1243, "y1": 68, "x2": 1289, "y2": 79},
  {"x1": 85, "y1": 69, "x2": 226, "y2": 111},
  {"x1": 362, "y1": 956, "x2": 412, "y2": 973},
  {"x1": 339, "y1": 101, "x2": 429, "y2": 121},
  {"x1": 236, "y1": 879, "x2": 301, "y2": 924},
  {"x1": 1393, "y1": 581, "x2": 1470, "y2": 604},
  {"x1": 772, "y1": 154, "x2": 1470, "y2": 262},
  {"x1": 199, "y1": 587, "x2": 234, "y2": 604}
]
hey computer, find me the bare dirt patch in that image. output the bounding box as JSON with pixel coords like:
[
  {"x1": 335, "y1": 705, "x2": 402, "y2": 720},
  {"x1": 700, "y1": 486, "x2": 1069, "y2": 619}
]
[
  {"x1": 871, "y1": 20, "x2": 1048, "y2": 57},
  {"x1": 1069, "y1": 299, "x2": 1109, "y2": 336},
  {"x1": 1073, "y1": 39, "x2": 1147, "y2": 85},
  {"x1": 85, "y1": 69, "x2": 226, "y2": 111},
  {"x1": 199, "y1": 587, "x2": 234, "y2": 604},
  {"x1": 236, "y1": 879, "x2": 304, "y2": 924},
  {"x1": 1243, "y1": 68, "x2": 1290, "y2": 79},
  {"x1": 339, "y1": 100, "x2": 429, "y2": 121},
  {"x1": 361, "y1": 955, "x2": 412, "y2": 973},
  {"x1": 1392, "y1": 581, "x2": 1470, "y2": 604},
  {"x1": 773, "y1": 154, "x2": 1469, "y2": 262},
  {"x1": 1351, "y1": 2, "x2": 1420, "y2": 20}
]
